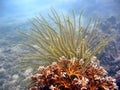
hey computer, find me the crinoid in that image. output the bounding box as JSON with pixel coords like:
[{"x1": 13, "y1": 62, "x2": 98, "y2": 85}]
[
  {"x1": 19, "y1": 8, "x2": 118, "y2": 89},
  {"x1": 20, "y1": 9, "x2": 112, "y2": 69}
]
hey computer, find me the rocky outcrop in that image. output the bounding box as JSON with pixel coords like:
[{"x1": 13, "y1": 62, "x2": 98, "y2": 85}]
[{"x1": 99, "y1": 16, "x2": 120, "y2": 89}]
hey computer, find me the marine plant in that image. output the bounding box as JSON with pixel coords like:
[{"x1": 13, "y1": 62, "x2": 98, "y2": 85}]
[{"x1": 19, "y1": 9, "x2": 118, "y2": 89}]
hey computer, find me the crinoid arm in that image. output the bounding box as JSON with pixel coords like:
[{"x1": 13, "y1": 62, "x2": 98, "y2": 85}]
[{"x1": 20, "y1": 9, "x2": 112, "y2": 68}]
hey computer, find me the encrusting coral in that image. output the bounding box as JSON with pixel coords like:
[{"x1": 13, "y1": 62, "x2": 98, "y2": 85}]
[{"x1": 29, "y1": 56, "x2": 117, "y2": 90}]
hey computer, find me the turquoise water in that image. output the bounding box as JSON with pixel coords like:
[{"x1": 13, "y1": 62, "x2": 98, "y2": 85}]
[{"x1": 0, "y1": 0, "x2": 120, "y2": 89}]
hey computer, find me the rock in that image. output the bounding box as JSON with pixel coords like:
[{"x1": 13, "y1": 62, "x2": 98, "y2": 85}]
[
  {"x1": 99, "y1": 16, "x2": 120, "y2": 76},
  {"x1": 12, "y1": 74, "x2": 19, "y2": 80},
  {"x1": 0, "y1": 67, "x2": 5, "y2": 73},
  {"x1": 23, "y1": 68, "x2": 33, "y2": 76},
  {"x1": 107, "y1": 16, "x2": 116, "y2": 25}
]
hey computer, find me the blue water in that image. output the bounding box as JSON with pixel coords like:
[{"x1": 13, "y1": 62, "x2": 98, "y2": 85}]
[
  {"x1": 0, "y1": 0, "x2": 120, "y2": 89},
  {"x1": 0, "y1": 0, "x2": 120, "y2": 29},
  {"x1": 0, "y1": 0, "x2": 119, "y2": 41}
]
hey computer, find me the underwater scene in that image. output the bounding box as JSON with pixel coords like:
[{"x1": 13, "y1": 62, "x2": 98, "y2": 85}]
[{"x1": 0, "y1": 0, "x2": 120, "y2": 90}]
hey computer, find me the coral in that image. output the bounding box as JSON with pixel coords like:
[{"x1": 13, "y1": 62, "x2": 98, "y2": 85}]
[
  {"x1": 98, "y1": 16, "x2": 120, "y2": 76},
  {"x1": 115, "y1": 70, "x2": 120, "y2": 89},
  {"x1": 19, "y1": 9, "x2": 117, "y2": 89},
  {"x1": 29, "y1": 56, "x2": 118, "y2": 90}
]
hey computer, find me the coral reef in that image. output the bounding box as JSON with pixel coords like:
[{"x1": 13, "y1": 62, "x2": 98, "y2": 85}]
[
  {"x1": 115, "y1": 70, "x2": 120, "y2": 89},
  {"x1": 99, "y1": 16, "x2": 120, "y2": 76},
  {"x1": 29, "y1": 56, "x2": 117, "y2": 90},
  {"x1": 0, "y1": 10, "x2": 119, "y2": 90},
  {"x1": 98, "y1": 16, "x2": 120, "y2": 89},
  {"x1": 18, "y1": 9, "x2": 118, "y2": 90},
  {"x1": 0, "y1": 24, "x2": 31, "y2": 90}
]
